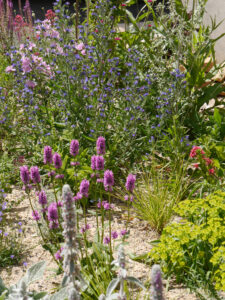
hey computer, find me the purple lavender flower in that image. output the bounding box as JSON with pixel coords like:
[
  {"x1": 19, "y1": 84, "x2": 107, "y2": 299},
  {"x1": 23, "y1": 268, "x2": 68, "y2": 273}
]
[
  {"x1": 103, "y1": 236, "x2": 110, "y2": 244},
  {"x1": 30, "y1": 166, "x2": 41, "y2": 184},
  {"x1": 39, "y1": 190, "x2": 47, "y2": 206},
  {"x1": 125, "y1": 174, "x2": 136, "y2": 192},
  {"x1": 96, "y1": 156, "x2": 104, "y2": 170},
  {"x1": 111, "y1": 231, "x2": 118, "y2": 239},
  {"x1": 96, "y1": 136, "x2": 106, "y2": 155},
  {"x1": 124, "y1": 195, "x2": 129, "y2": 201},
  {"x1": 48, "y1": 202, "x2": 58, "y2": 221},
  {"x1": 79, "y1": 179, "x2": 90, "y2": 197},
  {"x1": 20, "y1": 165, "x2": 30, "y2": 185},
  {"x1": 70, "y1": 139, "x2": 79, "y2": 156},
  {"x1": 91, "y1": 155, "x2": 97, "y2": 170},
  {"x1": 55, "y1": 247, "x2": 63, "y2": 260},
  {"x1": 48, "y1": 170, "x2": 56, "y2": 177},
  {"x1": 57, "y1": 201, "x2": 63, "y2": 207},
  {"x1": 44, "y1": 146, "x2": 53, "y2": 164},
  {"x1": 49, "y1": 221, "x2": 59, "y2": 229},
  {"x1": 104, "y1": 170, "x2": 114, "y2": 191},
  {"x1": 73, "y1": 192, "x2": 83, "y2": 201},
  {"x1": 97, "y1": 178, "x2": 104, "y2": 184},
  {"x1": 55, "y1": 174, "x2": 64, "y2": 179},
  {"x1": 53, "y1": 152, "x2": 62, "y2": 169},
  {"x1": 32, "y1": 210, "x2": 40, "y2": 221},
  {"x1": 120, "y1": 229, "x2": 127, "y2": 236}
]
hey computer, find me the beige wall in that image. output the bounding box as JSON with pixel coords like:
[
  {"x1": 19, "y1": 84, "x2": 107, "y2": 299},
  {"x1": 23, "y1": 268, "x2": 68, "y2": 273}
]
[{"x1": 182, "y1": 0, "x2": 225, "y2": 63}]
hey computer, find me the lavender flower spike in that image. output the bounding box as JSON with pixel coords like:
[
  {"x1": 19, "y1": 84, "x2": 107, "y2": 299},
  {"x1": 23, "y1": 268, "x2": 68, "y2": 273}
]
[
  {"x1": 96, "y1": 156, "x2": 104, "y2": 170},
  {"x1": 30, "y1": 166, "x2": 41, "y2": 184},
  {"x1": 79, "y1": 179, "x2": 89, "y2": 198},
  {"x1": 20, "y1": 165, "x2": 30, "y2": 185},
  {"x1": 70, "y1": 139, "x2": 79, "y2": 156},
  {"x1": 43, "y1": 146, "x2": 53, "y2": 164},
  {"x1": 125, "y1": 174, "x2": 136, "y2": 192},
  {"x1": 53, "y1": 152, "x2": 62, "y2": 169},
  {"x1": 103, "y1": 170, "x2": 114, "y2": 191},
  {"x1": 61, "y1": 184, "x2": 81, "y2": 299},
  {"x1": 38, "y1": 190, "x2": 47, "y2": 206},
  {"x1": 96, "y1": 136, "x2": 106, "y2": 155},
  {"x1": 150, "y1": 264, "x2": 164, "y2": 300}
]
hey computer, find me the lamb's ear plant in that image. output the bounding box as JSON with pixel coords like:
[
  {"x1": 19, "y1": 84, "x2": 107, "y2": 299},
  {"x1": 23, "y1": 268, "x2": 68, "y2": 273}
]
[
  {"x1": 61, "y1": 184, "x2": 81, "y2": 299},
  {"x1": 99, "y1": 244, "x2": 146, "y2": 300},
  {"x1": 0, "y1": 261, "x2": 47, "y2": 300}
]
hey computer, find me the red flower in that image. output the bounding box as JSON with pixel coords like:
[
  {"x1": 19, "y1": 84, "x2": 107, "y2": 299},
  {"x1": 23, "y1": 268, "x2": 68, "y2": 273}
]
[
  {"x1": 148, "y1": 0, "x2": 153, "y2": 2},
  {"x1": 121, "y1": 3, "x2": 126, "y2": 6},
  {"x1": 194, "y1": 163, "x2": 199, "y2": 169},
  {"x1": 203, "y1": 157, "x2": 213, "y2": 166},
  {"x1": 148, "y1": 24, "x2": 152, "y2": 27},
  {"x1": 209, "y1": 168, "x2": 215, "y2": 175},
  {"x1": 114, "y1": 37, "x2": 121, "y2": 40},
  {"x1": 45, "y1": 9, "x2": 56, "y2": 21},
  {"x1": 190, "y1": 146, "x2": 205, "y2": 158}
]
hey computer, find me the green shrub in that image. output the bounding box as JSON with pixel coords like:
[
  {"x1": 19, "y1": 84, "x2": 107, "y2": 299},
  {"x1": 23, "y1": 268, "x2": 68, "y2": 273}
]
[{"x1": 150, "y1": 190, "x2": 225, "y2": 296}]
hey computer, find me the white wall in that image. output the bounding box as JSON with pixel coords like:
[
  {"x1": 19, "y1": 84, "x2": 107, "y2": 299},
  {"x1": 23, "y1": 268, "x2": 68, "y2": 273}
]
[{"x1": 182, "y1": 0, "x2": 225, "y2": 63}]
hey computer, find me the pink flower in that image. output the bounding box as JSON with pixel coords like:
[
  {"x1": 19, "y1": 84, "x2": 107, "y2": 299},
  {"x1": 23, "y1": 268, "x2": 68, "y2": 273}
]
[
  {"x1": 75, "y1": 42, "x2": 85, "y2": 51},
  {"x1": 5, "y1": 66, "x2": 16, "y2": 72},
  {"x1": 26, "y1": 80, "x2": 36, "y2": 88},
  {"x1": 114, "y1": 37, "x2": 121, "y2": 41},
  {"x1": 21, "y1": 57, "x2": 32, "y2": 73},
  {"x1": 193, "y1": 163, "x2": 199, "y2": 169}
]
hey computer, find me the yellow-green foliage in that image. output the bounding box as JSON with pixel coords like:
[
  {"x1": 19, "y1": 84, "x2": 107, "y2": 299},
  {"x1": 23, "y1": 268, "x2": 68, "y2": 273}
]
[{"x1": 150, "y1": 191, "x2": 225, "y2": 292}]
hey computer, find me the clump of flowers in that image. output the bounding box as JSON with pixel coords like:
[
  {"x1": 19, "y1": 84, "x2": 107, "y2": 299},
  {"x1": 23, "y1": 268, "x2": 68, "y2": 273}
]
[{"x1": 189, "y1": 146, "x2": 217, "y2": 180}]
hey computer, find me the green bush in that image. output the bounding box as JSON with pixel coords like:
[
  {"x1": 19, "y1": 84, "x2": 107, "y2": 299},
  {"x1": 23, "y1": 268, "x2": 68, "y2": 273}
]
[{"x1": 150, "y1": 190, "x2": 225, "y2": 296}]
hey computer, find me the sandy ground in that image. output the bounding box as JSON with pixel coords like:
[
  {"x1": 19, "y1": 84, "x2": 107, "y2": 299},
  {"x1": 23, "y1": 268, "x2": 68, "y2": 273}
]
[{"x1": 0, "y1": 189, "x2": 202, "y2": 299}]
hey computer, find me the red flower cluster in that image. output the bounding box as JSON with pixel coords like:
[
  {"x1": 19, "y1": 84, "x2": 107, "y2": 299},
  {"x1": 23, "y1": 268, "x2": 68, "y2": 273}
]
[
  {"x1": 14, "y1": 15, "x2": 27, "y2": 31},
  {"x1": 45, "y1": 9, "x2": 56, "y2": 21},
  {"x1": 189, "y1": 146, "x2": 205, "y2": 158},
  {"x1": 190, "y1": 146, "x2": 215, "y2": 175}
]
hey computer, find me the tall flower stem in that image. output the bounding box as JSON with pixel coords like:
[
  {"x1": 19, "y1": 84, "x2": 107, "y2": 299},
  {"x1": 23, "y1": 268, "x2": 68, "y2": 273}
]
[
  {"x1": 51, "y1": 178, "x2": 62, "y2": 230},
  {"x1": 75, "y1": 0, "x2": 79, "y2": 42},
  {"x1": 27, "y1": 192, "x2": 61, "y2": 268},
  {"x1": 108, "y1": 192, "x2": 112, "y2": 262}
]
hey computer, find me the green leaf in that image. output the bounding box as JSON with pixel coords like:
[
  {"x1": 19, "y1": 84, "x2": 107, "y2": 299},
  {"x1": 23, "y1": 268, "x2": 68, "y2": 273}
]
[
  {"x1": 126, "y1": 276, "x2": 146, "y2": 290},
  {"x1": 106, "y1": 278, "x2": 120, "y2": 296},
  {"x1": 23, "y1": 261, "x2": 46, "y2": 285},
  {"x1": 33, "y1": 292, "x2": 48, "y2": 299},
  {"x1": 214, "y1": 108, "x2": 222, "y2": 125},
  {"x1": 50, "y1": 287, "x2": 68, "y2": 300},
  {"x1": 0, "y1": 278, "x2": 6, "y2": 295}
]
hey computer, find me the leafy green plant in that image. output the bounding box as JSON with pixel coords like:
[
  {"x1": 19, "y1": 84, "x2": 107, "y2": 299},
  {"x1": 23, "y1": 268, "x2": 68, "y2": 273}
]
[{"x1": 150, "y1": 190, "x2": 225, "y2": 298}]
